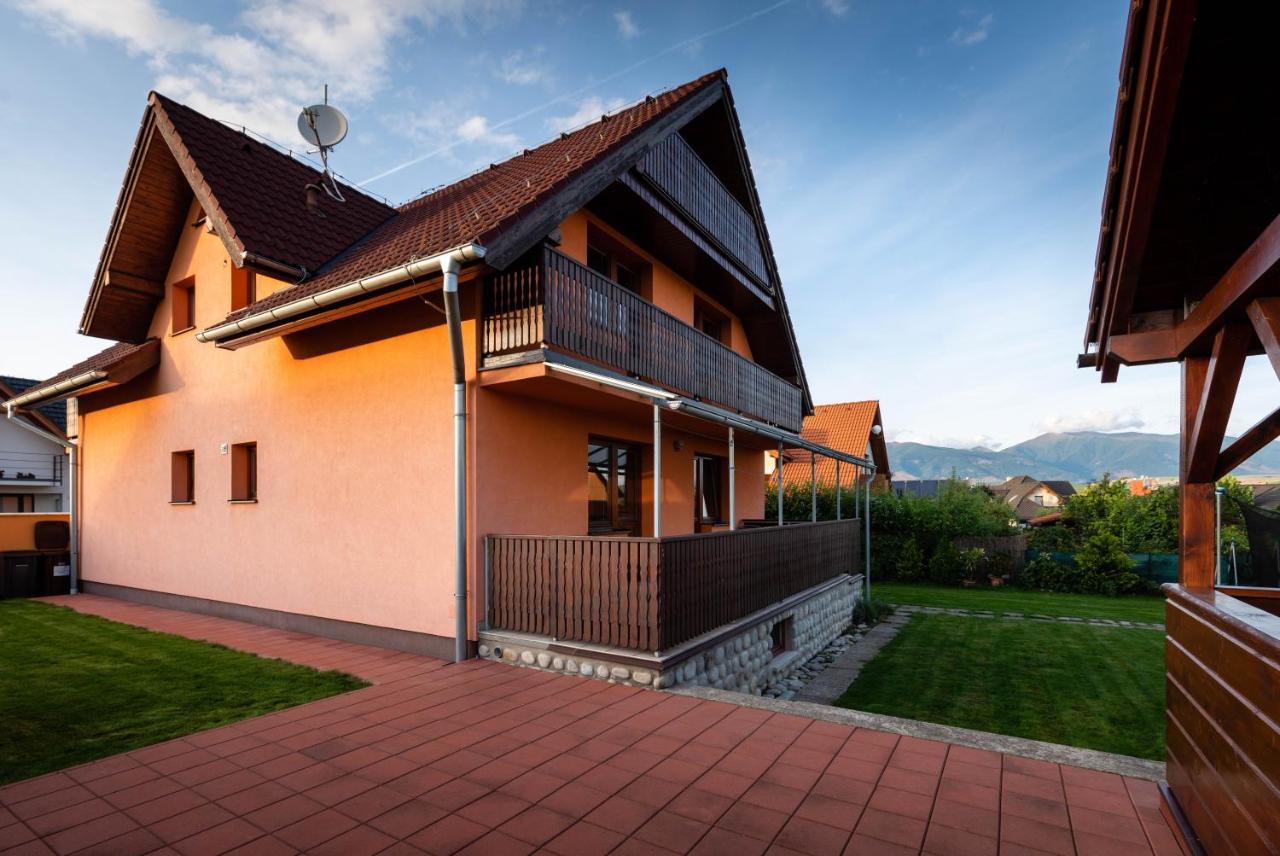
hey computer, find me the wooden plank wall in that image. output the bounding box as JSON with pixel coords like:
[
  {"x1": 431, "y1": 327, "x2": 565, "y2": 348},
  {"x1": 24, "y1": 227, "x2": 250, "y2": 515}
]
[{"x1": 1164, "y1": 586, "x2": 1280, "y2": 855}]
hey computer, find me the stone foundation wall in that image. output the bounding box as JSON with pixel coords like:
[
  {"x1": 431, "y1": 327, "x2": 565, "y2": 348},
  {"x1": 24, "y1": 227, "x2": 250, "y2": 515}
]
[{"x1": 477, "y1": 575, "x2": 861, "y2": 694}]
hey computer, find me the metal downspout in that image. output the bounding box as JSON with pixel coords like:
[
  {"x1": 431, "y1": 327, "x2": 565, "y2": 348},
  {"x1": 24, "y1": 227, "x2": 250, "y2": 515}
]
[
  {"x1": 441, "y1": 255, "x2": 468, "y2": 664},
  {"x1": 653, "y1": 405, "x2": 663, "y2": 537},
  {"x1": 728, "y1": 428, "x2": 735, "y2": 531}
]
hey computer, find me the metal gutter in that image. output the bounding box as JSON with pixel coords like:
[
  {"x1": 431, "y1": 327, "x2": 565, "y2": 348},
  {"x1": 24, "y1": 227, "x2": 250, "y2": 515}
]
[
  {"x1": 541, "y1": 358, "x2": 874, "y2": 470},
  {"x1": 197, "y1": 243, "x2": 487, "y2": 343},
  {"x1": 2, "y1": 371, "x2": 107, "y2": 411}
]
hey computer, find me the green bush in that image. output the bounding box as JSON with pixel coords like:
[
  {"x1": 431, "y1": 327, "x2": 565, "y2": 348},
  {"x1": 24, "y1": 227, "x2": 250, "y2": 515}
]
[
  {"x1": 1018, "y1": 554, "x2": 1077, "y2": 592},
  {"x1": 896, "y1": 538, "x2": 925, "y2": 582},
  {"x1": 852, "y1": 597, "x2": 893, "y2": 627},
  {"x1": 928, "y1": 543, "x2": 963, "y2": 585},
  {"x1": 986, "y1": 551, "x2": 1014, "y2": 580},
  {"x1": 1075, "y1": 532, "x2": 1142, "y2": 596}
]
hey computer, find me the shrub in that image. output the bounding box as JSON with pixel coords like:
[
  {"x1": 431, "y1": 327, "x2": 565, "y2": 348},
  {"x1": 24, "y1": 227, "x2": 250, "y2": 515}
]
[
  {"x1": 957, "y1": 547, "x2": 985, "y2": 583},
  {"x1": 852, "y1": 597, "x2": 893, "y2": 627},
  {"x1": 1018, "y1": 554, "x2": 1076, "y2": 592},
  {"x1": 895, "y1": 538, "x2": 925, "y2": 582},
  {"x1": 1075, "y1": 532, "x2": 1141, "y2": 596},
  {"x1": 986, "y1": 551, "x2": 1014, "y2": 581},
  {"x1": 928, "y1": 543, "x2": 963, "y2": 585}
]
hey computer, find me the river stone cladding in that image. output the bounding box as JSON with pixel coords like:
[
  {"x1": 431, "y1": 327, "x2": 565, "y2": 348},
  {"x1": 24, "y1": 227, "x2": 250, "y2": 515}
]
[{"x1": 477, "y1": 575, "x2": 860, "y2": 693}]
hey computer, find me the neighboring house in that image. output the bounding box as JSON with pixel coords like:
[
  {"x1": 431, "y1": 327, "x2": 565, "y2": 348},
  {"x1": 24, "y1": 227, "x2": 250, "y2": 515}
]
[
  {"x1": 4, "y1": 71, "x2": 869, "y2": 691},
  {"x1": 773, "y1": 400, "x2": 891, "y2": 491},
  {"x1": 1252, "y1": 484, "x2": 1280, "y2": 510},
  {"x1": 0, "y1": 376, "x2": 67, "y2": 512},
  {"x1": 987, "y1": 475, "x2": 1076, "y2": 523}
]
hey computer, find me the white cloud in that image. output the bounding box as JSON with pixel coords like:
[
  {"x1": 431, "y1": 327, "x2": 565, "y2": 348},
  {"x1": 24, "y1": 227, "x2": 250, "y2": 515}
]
[
  {"x1": 614, "y1": 9, "x2": 640, "y2": 39},
  {"x1": 950, "y1": 12, "x2": 993, "y2": 46},
  {"x1": 544, "y1": 95, "x2": 628, "y2": 134},
  {"x1": 1039, "y1": 411, "x2": 1147, "y2": 435},
  {"x1": 496, "y1": 48, "x2": 550, "y2": 85},
  {"x1": 457, "y1": 115, "x2": 520, "y2": 149},
  {"x1": 14, "y1": 0, "x2": 522, "y2": 143},
  {"x1": 821, "y1": 0, "x2": 850, "y2": 17},
  {"x1": 385, "y1": 107, "x2": 520, "y2": 163}
]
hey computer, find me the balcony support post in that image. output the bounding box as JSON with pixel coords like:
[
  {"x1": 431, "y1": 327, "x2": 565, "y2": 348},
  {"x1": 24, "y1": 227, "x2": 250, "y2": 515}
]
[
  {"x1": 811, "y1": 455, "x2": 818, "y2": 522},
  {"x1": 836, "y1": 460, "x2": 842, "y2": 520},
  {"x1": 653, "y1": 404, "x2": 663, "y2": 538},
  {"x1": 777, "y1": 440, "x2": 784, "y2": 526},
  {"x1": 865, "y1": 474, "x2": 873, "y2": 602},
  {"x1": 728, "y1": 427, "x2": 736, "y2": 531}
]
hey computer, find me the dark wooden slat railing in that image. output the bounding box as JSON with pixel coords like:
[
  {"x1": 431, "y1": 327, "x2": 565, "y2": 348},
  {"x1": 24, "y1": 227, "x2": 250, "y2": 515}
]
[
  {"x1": 637, "y1": 133, "x2": 770, "y2": 284},
  {"x1": 485, "y1": 519, "x2": 860, "y2": 652},
  {"x1": 482, "y1": 246, "x2": 803, "y2": 431}
]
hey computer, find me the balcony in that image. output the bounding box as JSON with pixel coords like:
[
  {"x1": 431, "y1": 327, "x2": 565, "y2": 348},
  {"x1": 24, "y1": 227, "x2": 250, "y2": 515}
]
[
  {"x1": 485, "y1": 519, "x2": 861, "y2": 652},
  {"x1": 636, "y1": 133, "x2": 770, "y2": 286},
  {"x1": 0, "y1": 450, "x2": 62, "y2": 485},
  {"x1": 482, "y1": 246, "x2": 803, "y2": 431}
]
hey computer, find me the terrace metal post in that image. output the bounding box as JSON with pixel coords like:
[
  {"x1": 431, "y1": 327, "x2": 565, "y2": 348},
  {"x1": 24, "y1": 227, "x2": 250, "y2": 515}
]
[
  {"x1": 865, "y1": 475, "x2": 872, "y2": 603},
  {"x1": 811, "y1": 455, "x2": 818, "y2": 522},
  {"x1": 653, "y1": 404, "x2": 662, "y2": 538},
  {"x1": 836, "y1": 460, "x2": 842, "y2": 521},
  {"x1": 728, "y1": 427, "x2": 736, "y2": 530},
  {"x1": 777, "y1": 440, "x2": 784, "y2": 526}
]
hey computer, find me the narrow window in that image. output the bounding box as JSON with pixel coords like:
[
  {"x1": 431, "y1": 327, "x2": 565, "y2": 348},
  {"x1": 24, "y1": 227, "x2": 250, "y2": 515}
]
[
  {"x1": 171, "y1": 276, "x2": 196, "y2": 333},
  {"x1": 230, "y1": 267, "x2": 257, "y2": 312},
  {"x1": 587, "y1": 438, "x2": 640, "y2": 535},
  {"x1": 171, "y1": 451, "x2": 195, "y2": 503},
  {"x1": 586, "y1": 244, "x2": 611, "y2": 278},
  {"x1": 694, "y1": 454, "x2": 725, "y2": 526},
  {"x1": 231, "y1": 442, "x2": 257, "y2": 502}
]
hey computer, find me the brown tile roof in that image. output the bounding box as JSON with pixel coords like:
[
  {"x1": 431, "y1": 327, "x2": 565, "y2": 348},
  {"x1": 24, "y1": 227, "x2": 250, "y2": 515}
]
[
  {"x1": 42, "y1": 341, "x2": 154, "y2": 387},
  {"x1": 151, "y1": 94, "x2": 397, "y2": 275},
  {"x1": 781, "y1": 401, "x2": 887, "y2": 483},
  {"x1": 225, "y1": 69, "x2": 725, "y2": 320}
]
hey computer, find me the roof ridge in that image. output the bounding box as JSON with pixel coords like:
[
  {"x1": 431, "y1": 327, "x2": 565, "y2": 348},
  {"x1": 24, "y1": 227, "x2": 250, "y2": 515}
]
[{"x1": 396, "y1": 69, "x2": 725, "y2": 215}]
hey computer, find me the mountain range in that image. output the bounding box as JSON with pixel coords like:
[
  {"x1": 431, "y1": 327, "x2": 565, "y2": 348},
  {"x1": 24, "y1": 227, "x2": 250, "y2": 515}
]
[{"x1": 887, "y1": 431, "x2": 1280, "y2": 483}]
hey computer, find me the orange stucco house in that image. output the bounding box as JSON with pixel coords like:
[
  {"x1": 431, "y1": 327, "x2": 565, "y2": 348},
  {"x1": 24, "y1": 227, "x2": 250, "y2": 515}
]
[{"x1": 6, "y1": 71, "x2": 871, "y2": 692}]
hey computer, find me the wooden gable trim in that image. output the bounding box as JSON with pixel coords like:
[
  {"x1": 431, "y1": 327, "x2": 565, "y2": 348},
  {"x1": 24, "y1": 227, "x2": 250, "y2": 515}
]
[{"x1": 483, "y1": 81, "x2": 726, "y2": 271}]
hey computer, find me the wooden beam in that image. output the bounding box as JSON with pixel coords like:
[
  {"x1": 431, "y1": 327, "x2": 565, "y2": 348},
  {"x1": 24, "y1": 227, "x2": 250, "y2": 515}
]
[
  {"x1": 104, "y1": 269, "x2": 164, "y2": 297},
  {"x1": 1246, "y1": 297, "x2": 1280, "y2": 381},
  {"x1": 1186, "y1": 325, "x2": 1249, "y2": 483},
  {"x1": 1217, "y1": 406, "x2": 1280, "y2": 479},
  {"x1": 1180, "y1": 355, "x2": 1214, "y2": 589},
  {"x1": 1105, "y1": 211, "x2": 1280, "y2": 367}
]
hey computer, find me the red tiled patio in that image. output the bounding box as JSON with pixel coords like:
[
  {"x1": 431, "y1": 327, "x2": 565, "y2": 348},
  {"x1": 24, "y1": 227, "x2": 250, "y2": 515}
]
[{"x1": 1, "y1": 596, "x2": 1186, "y2": 855}]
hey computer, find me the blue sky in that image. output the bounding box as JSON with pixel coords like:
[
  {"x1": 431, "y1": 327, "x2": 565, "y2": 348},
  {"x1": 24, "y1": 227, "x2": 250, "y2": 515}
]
[{"x1": 1, "y1": 0, "x2": 1274, "y2": 449}]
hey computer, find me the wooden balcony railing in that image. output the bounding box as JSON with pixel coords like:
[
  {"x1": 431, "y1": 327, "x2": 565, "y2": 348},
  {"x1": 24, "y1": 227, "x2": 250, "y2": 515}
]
[
  {"x1": 485, "y1": 519, "x2": 861, "y2": 652},
  {"x1": 483, "y1": 246, "x2": 803, "y2": 431},
  {"x1": 637, "y1": 133, "x2": 770, "y2": 284}
]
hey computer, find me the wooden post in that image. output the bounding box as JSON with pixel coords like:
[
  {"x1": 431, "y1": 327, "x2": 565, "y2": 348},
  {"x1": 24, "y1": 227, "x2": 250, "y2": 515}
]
[{"x1": 1180, "y1": 356, "x2": 1215, "y2": 588}]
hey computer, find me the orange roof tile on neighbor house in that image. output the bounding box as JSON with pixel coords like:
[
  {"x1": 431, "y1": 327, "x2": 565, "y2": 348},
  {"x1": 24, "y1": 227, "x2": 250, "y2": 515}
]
[{"x1": 780, "y1": 400, "x2": 891, "y2": 484}]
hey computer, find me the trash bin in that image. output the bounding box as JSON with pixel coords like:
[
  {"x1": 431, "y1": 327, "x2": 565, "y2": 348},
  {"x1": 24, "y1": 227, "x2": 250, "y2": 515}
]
[
  {"x1": 2, "y1": 552, "x2": 41, "y2": 599},
  {"x1": 41, "y1": 555, "x2": 72, "y2": 596}
]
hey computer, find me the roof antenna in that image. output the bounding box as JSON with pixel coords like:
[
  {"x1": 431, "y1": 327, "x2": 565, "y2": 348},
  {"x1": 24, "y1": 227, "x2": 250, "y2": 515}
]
[{"x1": 298, "y1": 84, "x2": 348, "y2": 203}]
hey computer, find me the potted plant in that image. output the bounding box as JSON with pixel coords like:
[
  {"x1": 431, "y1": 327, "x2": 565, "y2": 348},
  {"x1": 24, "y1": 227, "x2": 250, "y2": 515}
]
[{"x1": 959, "y1": 547, "x2": 984, "y2": 588}]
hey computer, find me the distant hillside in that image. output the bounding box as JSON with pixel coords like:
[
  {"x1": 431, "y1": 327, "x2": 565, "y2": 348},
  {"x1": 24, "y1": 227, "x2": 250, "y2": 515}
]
[{"x1": 887, "y1": 431, "x2": 1280, "y2": 482}]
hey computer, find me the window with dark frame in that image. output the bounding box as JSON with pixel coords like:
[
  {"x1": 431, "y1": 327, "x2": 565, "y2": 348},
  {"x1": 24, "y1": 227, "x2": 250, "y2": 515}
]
[
  {"x1": 585, "y1": 235, "x2": 646, "y2": 296},
  {"x1": 171, "y1": 276, "x2": 196, "y2": 332},
  {"x1": 694, "y1": 454, "x2": 725, "y2": 526},
  {"x1": 171, "y1": 451, "x2": 195, "y2": 503},
  {"x1": 231, "y1": 267, "x2": 257, "y2": 312},
  {"x1": 694, "y1": 299, "x2": 728, "y2": 344},
  {"x1": 588, "y1": 438, "x2": 640, "y2": 535},
  {"x1": 231, "y1": 442, "x2": 257, "y2": 502},
  {"x1": 0, "y1": 494, "x2": 35, "y2": 513}
]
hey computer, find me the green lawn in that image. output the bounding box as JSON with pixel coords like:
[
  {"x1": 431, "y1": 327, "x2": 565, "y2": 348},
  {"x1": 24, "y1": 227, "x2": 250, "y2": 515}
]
[
  {"x1": 836, "y1": 613, "x2": 1165, "y2": 759},
  {"x1": 873, "y1": 582, "x2": 1166, "y2": 623},
  {"x1": 0, "y1": 601, "x2": 367, "y2": 785}
]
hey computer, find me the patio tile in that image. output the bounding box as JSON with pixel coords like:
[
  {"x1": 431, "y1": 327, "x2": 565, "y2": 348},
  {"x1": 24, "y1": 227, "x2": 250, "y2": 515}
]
[
  {"x1": 498, "y1": 806, "x2": 576, "y2": 846},
  {"x1": 544, "y1": 820, "x2": 627, "y2": 856},
  {"x1": 774, "y1": 816, "x2": 852, "y2": 856},
  {"x1": 13, "y1": 595, "x2": 1187, "y2": 856}
]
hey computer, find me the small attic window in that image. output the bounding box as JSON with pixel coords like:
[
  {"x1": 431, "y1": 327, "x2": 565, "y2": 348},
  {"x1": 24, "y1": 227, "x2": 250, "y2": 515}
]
[
  {"x1": 231, "y1": 268, "x2": 256, "y2": 312},
  {"x1": 171, "y1": 276, "x2": 195, "y2": 334}
]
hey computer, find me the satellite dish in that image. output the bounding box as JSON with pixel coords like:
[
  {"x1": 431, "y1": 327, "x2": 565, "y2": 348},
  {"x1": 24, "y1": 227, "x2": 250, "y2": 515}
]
[{"x1": 298, "y1": 104, "x2": 348, "y2": 148}]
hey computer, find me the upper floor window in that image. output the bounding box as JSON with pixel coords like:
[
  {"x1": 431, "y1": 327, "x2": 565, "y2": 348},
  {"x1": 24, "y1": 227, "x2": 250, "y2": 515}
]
[
  {"x1": 694, "y1": 299, "x2": 729, "y2": 344},
  {"x1": 171, "y1": 276, "x2": 195, "y2": 333},
  {"x1": 231, "y1": 268, "x2": 257, "y2": 312},
  {"x1": 586, "y1": 231, "x2": 647, "y2": 296}
]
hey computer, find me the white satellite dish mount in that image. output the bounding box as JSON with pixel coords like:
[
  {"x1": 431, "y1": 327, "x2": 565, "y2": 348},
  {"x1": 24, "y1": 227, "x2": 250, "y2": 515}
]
[{"x1": 298, "y1": 85, "x2": 348, "y2": 203}]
